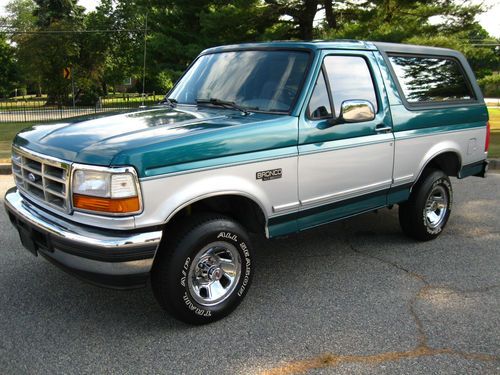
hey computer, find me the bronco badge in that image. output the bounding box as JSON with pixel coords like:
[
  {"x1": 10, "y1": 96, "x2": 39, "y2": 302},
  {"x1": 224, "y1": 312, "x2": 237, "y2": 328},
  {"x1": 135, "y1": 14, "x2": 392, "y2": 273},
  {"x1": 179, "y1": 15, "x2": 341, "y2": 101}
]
[{"x1": 256, "y1": 168, "x2": 282, "y2": 181}]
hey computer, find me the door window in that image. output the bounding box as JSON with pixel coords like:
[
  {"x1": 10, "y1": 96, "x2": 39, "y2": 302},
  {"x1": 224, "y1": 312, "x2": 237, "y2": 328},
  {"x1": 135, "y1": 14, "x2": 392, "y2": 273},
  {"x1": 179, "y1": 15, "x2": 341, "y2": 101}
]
[
  {"x1": 307, "y1": 70, "x2": 332, "y2": 119},
  {"x1": 323, "y1": 56, "x2": 378, "y2": 117}
]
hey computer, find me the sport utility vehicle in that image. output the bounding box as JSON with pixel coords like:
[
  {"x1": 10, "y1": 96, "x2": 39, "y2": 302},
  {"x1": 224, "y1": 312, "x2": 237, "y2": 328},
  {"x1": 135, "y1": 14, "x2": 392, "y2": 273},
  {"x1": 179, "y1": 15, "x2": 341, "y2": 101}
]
[{"x1": 5, "y1": 41, "x2": 489, "y2": 324}]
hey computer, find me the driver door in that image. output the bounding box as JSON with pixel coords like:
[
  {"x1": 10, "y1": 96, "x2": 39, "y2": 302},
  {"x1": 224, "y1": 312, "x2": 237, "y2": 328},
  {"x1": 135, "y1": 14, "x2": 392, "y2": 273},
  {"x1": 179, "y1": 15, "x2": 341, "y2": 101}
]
[{"x1": 297, "y1": 50, "x2": 394, "y2": 230}]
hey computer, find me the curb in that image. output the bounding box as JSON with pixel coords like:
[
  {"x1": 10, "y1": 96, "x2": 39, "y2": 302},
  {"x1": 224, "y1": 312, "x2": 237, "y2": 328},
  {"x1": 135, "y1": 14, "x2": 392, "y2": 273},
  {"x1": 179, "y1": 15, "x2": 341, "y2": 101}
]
[
  {"x1": 0, "y1": 164, "x2": 11, "y2": 175},
  {"x1": 1, "y1": 159, "x2": 500, "y2": 176},
  {"x1": 489, "y1": 159, "x2": 500, "y2": 171}
]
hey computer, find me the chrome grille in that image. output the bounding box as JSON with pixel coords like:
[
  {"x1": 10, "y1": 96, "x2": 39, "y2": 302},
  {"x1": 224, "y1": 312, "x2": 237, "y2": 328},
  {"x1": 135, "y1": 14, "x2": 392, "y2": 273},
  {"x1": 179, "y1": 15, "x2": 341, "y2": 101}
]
[{"x1": 11, "y1": 147, "x2": 71, "y2": 212}]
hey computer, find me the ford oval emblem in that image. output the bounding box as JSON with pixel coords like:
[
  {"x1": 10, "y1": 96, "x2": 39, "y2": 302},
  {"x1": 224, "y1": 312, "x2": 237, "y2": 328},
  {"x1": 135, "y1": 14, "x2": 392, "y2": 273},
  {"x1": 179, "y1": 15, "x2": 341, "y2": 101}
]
[{"x1": 28, "y1": 172, "x2": 37, "y2": 182}]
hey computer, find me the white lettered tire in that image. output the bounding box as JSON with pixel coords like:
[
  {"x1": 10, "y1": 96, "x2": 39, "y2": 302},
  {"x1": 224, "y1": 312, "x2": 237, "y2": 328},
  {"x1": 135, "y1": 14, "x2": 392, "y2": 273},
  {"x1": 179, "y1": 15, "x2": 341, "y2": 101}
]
[
  {"x1": 152, "y1": 214, "x2": 253, "y2": 324},
  {"x1": 399, "y1": 169, "x2": 453, "y2": 241}
]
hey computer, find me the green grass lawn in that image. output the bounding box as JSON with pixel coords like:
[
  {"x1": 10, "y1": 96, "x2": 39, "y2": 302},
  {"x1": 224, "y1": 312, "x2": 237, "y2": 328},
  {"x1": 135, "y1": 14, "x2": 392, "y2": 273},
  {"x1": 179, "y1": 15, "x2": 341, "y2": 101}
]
[
  {"x1": 488, "y1": 107, "x2": 500, "y2": 158},
  {"x1": 0, "y1": 122, "x2": 36, "y2": 161},
  {"x1": 489, "y1": 107, "x2": 500, "y2": 128},
  {"x1": 489, "y1": 132, "x2": 500, "y2": 159},
  {"x1": 0, "y1": 94, "x2": 164, "y2": 111}
]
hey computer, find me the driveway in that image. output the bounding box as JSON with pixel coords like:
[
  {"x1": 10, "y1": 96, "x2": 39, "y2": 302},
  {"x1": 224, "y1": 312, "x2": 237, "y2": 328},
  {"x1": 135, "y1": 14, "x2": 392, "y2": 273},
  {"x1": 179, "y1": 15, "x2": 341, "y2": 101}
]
[{"x1": 0, "y1": 174, "x2": 499, "y2": 374}]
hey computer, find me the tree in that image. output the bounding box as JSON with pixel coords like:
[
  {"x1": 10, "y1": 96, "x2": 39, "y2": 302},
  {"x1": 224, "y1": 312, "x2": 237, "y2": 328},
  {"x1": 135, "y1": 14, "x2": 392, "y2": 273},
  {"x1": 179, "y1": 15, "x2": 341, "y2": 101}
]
[
  {"x1": 116, "y1": 0, "x2": 277, "y2": 93},
  {"x1": 2, "y1": 0, "x2": 498, "y2": 100},
  {"x1": 318, "y1": 0, "x2": 489, "y2": 43},
  {"x1": 323, "y1": 0, "x2": 337, "y2": 29},
  {"x1": 316, "y1": 0, "x2": 499, "y2": 78},
  {"x1": 1, "y1": 0, "x2": 38, "y2": 95},
  {"x1": 13, "y1": 0, "x2": 84, "y2": 104},
  {"x1": 478, "y1": 73, "x2": 500, "y2": 97},
  {"x1": 262, "y1": 0, "x2": 343, "y2": 40},
  {"x1": 74, "y1": 0, "x2": 116, "y2": 102},
  {"x1": 264, "y1": 0, "x2": 320, "y2": 40},
  {"x1": 33, "y1": 0, "x2": 83, "y2": 27},
  {"x1": 1, "y1": 0, "x2": 37, "y2": 36},
  {"x1": 0, "y1": 36, "x2": 18, "y2": 97},
  {"x1": 105, "y1": 0, "x2": 146, "y2": 90}
]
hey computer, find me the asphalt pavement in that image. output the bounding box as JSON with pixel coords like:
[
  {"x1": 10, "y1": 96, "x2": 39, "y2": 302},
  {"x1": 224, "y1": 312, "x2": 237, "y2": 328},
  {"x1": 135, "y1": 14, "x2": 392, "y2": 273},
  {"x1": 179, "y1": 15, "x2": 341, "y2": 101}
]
[{"x1": 0, "y1": 174, "x2": 499, "y2": 374}]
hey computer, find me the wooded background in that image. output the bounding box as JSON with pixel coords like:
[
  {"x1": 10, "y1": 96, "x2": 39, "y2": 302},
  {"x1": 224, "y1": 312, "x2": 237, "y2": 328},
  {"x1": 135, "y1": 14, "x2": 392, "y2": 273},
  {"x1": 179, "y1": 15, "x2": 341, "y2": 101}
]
[{"x1": 0, "y1": 0, "x2": 499, "y2": 105}]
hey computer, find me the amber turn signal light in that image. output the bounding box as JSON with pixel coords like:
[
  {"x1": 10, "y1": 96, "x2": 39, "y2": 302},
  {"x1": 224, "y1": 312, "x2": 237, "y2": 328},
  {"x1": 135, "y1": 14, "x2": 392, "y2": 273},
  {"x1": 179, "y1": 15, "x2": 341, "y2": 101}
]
[{"x1": 73, "y1": 194, "x2": 140, "y2": 214}]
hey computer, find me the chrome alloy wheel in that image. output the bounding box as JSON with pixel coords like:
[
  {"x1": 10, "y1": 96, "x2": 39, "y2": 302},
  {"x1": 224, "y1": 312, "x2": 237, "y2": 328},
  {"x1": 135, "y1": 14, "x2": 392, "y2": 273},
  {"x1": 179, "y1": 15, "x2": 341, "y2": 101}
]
[
  {"x1": 187, "y1": 241, "x2": 242, "y2": 306},
  {"x1": 424, "y1": 185, "x2": 448, "y2": 229}
]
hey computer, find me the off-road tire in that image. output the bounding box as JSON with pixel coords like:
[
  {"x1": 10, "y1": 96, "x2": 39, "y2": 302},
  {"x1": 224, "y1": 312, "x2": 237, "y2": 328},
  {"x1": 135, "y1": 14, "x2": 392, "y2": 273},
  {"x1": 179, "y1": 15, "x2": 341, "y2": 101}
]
[
  {"x1": 151, "y1": 214, "x2": 253, "y2": 325},
  {"x1": 399, "y1": 169, "x2": 453, "y2": 241}
]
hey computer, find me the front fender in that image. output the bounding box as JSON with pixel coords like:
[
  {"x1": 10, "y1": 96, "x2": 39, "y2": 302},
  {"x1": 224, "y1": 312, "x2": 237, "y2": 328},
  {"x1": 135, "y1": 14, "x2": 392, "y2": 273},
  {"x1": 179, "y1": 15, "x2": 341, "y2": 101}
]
[
  {"x1": 133, "y1": 156, "x2": 298, "y2": 230},
  {"x1": 162, "y1": 178, "x2": 270, "y2": 225}
]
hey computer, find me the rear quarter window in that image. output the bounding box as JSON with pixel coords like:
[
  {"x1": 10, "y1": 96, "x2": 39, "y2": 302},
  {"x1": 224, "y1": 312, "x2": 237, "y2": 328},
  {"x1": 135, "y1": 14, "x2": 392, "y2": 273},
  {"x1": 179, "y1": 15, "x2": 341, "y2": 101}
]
[{"x1": 388, "y1": 54, "x2": 475, "y2": 104}]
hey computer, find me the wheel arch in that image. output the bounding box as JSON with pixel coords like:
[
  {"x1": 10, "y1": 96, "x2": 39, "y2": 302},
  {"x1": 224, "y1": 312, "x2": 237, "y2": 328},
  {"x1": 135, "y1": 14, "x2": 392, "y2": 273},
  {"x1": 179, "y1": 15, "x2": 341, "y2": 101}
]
[
  {"x1": 164, "y1": 191, "x2": 268, "y2": 237},
  {"x1": 412, "y1": 147, "x2": 462, "y2": 190}
]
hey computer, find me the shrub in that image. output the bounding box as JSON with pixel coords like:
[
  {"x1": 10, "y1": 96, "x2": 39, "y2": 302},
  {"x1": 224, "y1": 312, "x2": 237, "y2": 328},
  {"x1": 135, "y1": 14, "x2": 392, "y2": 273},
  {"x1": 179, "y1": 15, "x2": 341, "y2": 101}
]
[{"x1": 478, "y1": 74, "x2": 500, "y2": 97}]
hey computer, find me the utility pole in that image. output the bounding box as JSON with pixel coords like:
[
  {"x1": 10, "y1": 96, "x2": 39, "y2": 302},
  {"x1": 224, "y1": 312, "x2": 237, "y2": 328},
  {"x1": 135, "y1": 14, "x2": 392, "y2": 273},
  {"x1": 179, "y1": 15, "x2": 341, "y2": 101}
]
[
  {"x1": 71, "y1": 66, "x2": 75, "y2": 109},
  {"x1": 141, "y1": 13, "x2": 148, "y2": 108}
]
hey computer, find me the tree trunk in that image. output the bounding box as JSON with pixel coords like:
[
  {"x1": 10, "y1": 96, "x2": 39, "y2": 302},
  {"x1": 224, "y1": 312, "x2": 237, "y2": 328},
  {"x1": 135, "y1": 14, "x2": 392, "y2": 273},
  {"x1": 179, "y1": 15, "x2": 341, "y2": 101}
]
[
  {"x1": 299, "y1": 20, "x2": 314, "y2": 40},
  {"x1": 384, "y1": 0, "x2": 395, "y2": 22},
  {"x1": 298, "y1": 0, "x2": 319, "y2": 40},
  {"x1": 324, "y1": 0, "x2": 337, "y2": 29},
  {"x1": 101, "y1": 81, "x2": 108, "y2": 97}
]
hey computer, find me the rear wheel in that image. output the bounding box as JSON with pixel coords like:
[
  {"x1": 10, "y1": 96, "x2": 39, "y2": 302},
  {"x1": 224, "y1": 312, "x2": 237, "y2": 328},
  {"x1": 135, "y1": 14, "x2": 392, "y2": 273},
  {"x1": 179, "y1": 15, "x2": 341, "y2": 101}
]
[
  {"x1": 151, "y1": 214, "x2": 253, "y2": 324},
  {"x1": 399, "y1": 169, "x2": 453, "y2": 241}
]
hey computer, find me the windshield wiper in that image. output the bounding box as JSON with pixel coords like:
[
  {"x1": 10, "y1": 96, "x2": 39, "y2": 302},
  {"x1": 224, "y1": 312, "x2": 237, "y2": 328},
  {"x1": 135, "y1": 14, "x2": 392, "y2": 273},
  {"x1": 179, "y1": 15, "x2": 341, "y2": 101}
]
[
  {"x1": 196, "y1": 98, "x2": 251, "y2": 116},
  {"x1": 160, "y1": 97, "x2": 178, "y2": 107}
]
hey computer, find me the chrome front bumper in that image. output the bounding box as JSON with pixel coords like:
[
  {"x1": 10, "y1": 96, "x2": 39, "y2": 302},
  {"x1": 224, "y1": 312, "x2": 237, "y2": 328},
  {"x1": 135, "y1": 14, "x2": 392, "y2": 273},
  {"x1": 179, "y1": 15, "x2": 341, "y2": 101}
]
[{"x1": 4, "y1": 187, "x2": 163, "y2": 289}]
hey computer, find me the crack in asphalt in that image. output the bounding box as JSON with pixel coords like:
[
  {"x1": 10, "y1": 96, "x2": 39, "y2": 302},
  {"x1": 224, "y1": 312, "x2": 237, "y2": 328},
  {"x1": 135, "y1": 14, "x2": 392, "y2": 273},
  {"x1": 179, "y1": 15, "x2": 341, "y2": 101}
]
[
  {"x1": 260, "y1": 347, "x2": 498, "y2": 375},
  {"x1": 349, "y1": 243, "x2": 429, "y2": 286},
  {"x1": 259, "y1": 231, "x2": 499, "y2": 375}
]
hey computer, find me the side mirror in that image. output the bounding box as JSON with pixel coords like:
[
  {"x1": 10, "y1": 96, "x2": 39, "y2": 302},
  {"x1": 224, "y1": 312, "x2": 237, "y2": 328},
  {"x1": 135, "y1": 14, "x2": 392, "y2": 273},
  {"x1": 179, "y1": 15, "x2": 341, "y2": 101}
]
[{"x1": 339, "y1": 100, "x2": 375, "y2": 123}]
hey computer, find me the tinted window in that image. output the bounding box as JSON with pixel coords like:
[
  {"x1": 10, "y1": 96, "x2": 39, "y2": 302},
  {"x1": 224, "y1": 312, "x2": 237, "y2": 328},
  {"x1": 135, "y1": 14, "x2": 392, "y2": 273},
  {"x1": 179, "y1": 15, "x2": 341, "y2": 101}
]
[
  {"x1": 308, "y1": 70, "x2": 332, "y2": 119},
  {"x1": 324, "y1": 56, "x2": 378, "y2": 117},
  {"x1": 169, "y1": 50, "x2": 310, "y2": 113},
  {"x1": 388, "y1": 55, "x2": 474, "y2": 103}
]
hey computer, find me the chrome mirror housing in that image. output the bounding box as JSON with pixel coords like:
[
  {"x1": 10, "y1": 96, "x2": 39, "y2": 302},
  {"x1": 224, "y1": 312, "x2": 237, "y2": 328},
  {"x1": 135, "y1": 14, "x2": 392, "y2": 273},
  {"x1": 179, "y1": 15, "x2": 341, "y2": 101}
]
[{"x1": 340, "y1": 100, "x2": 375, "y2": 123}]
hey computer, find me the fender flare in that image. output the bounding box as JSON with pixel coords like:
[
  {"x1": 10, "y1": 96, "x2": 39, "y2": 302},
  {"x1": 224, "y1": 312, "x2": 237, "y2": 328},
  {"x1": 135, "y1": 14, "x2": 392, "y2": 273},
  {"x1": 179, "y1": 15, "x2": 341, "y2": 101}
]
[
  {"x1": 412, "y1": 147, "x2": 462, "y2": 190},
  {"x1": 164, "y1": 190, "x2": 269, "y2": 226}
]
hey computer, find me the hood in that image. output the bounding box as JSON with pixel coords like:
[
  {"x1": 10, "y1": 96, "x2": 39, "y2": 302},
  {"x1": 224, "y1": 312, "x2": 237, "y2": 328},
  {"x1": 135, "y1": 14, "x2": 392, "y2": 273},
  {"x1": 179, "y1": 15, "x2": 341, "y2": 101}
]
[{"x1": 14, "y1": 106, "x2": 298, "y2": 177}]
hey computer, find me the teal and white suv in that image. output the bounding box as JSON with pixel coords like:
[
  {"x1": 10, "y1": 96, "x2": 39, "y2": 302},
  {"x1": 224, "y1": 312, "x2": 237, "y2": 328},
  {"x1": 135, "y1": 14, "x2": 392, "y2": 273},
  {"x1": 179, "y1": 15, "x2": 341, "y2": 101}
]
[{"x1": 5, "y1": 41, "x2": 490, "y2": 324}]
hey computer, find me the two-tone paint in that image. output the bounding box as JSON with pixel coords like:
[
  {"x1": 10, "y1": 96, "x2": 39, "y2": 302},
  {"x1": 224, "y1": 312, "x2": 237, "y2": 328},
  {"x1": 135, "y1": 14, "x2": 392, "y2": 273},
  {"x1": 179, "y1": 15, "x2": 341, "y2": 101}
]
[{"x1": 6, "y1": 40, "x2": 489, "y2": 285}]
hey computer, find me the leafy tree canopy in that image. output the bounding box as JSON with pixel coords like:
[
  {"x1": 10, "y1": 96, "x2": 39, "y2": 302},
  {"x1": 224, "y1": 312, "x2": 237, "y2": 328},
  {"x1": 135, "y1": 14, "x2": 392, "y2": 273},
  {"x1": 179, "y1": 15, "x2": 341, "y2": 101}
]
[
  {"x1": 0, "y1": 36, "x2": 19, "y2": 97},
  {"x1": 0, "y1": 0, "x2": 498, "y2": 101}
]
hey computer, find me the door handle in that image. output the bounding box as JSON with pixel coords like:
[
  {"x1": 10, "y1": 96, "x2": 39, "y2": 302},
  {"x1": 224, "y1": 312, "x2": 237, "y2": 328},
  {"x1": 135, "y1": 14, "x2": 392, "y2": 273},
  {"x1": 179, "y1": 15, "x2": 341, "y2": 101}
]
[{"x1": 375, "y1": 125, "x2": 392, "y2": 133}]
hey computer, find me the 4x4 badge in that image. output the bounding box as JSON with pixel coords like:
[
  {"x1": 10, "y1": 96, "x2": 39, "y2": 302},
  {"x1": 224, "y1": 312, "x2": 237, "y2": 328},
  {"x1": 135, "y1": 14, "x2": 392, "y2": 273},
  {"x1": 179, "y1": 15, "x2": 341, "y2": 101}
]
[{"x1": 256, "y1": 168, "x2": 282, "y2": 181}]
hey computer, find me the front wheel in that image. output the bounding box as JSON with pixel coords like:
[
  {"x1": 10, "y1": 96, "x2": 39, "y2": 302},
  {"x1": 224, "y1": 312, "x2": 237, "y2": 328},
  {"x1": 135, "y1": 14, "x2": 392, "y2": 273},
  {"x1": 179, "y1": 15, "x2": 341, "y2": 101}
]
[
  {"x1": 151, "y1": 214, "x2": 253, "y2": 325},
  {"x1": 399, "y1": 169, "x2": 453, "y2": 241}
]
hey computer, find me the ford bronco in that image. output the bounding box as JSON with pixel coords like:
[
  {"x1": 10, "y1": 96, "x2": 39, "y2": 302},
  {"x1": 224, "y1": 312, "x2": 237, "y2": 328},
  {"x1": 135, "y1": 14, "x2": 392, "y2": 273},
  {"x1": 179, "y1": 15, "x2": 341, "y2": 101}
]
[{"x1": 4, "y1": 41, "x2": 489, "y2": 324}]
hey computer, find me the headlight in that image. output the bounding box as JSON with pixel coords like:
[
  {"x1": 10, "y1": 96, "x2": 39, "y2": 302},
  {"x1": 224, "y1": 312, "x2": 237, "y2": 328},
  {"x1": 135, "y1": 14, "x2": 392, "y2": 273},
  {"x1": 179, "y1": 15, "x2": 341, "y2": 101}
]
[{"x1": 72, "y1": 166, "x2": 141, "y2": 215}]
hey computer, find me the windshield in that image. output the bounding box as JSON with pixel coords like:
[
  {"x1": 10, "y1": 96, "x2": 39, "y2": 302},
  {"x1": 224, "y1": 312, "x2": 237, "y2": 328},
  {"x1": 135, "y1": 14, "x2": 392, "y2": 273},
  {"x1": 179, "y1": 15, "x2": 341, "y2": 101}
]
[{"x1": 169, "y1": 50, "x2": 310, "y2": 113}]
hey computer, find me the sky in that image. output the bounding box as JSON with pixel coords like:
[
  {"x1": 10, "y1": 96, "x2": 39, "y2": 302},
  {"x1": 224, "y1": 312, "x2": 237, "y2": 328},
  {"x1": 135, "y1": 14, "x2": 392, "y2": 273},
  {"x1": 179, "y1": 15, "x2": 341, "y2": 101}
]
[
  {"x1": 466, "y1": 0, "x2": 500, "y2": 38},
  {"x1": 0, "y1": 0, "x2": 499, "y2": 38}
]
